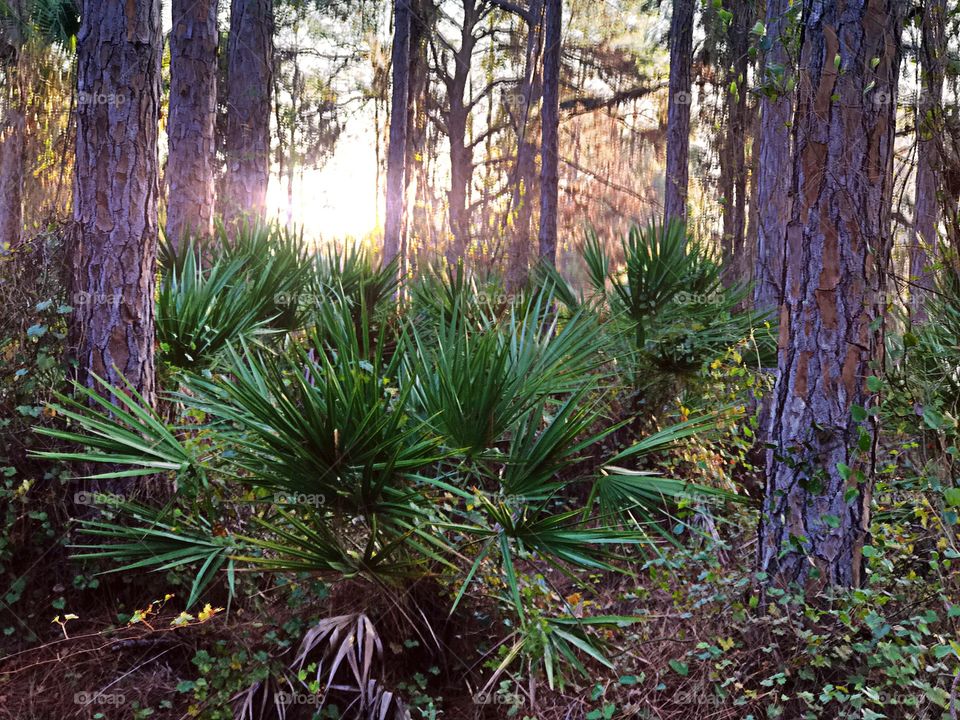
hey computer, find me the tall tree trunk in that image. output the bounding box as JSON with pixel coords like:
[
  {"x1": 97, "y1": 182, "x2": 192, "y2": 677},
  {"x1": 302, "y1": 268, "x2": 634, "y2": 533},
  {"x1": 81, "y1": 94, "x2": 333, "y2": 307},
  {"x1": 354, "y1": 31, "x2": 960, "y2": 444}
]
[
  {"x1": 663, "y1": 0, "x2": 694, "y2": 227},
  {"x1": 444, "y1": 1, "x2": 479, "y2": 264},
  {"x1": 0, "y1": 0, "x2": 26, "y2": 252},
  {"x1": 538, "y1": 0, "x2": 560, "y2": 267},
  {"x1": 719, "y1": 0, "x2": 750, "y2": 282},
  {"x1": 911, "y1": 0, "x2": 946, "y2": 319},
  {"x1": 758, "y1": 0, "x2": 903, "y2": 591},
  {"x1": 221, "y1": 0, "x2": 273, "y2": 226},
  {"x1": 403, "y1": 0, "x2": 432, "y2": 275},
  {"x1": 753, "y1": 0, "x2": 795, "y2": 315},
  {"x1": 506, "y1": 0, "x2": 544, "y2": 292},
  {"x1": 72, "y1": 0, "x2": 163, "y2": 406},
  {"x1": 384, "y1": 0, "x2": 411, "y2": 266},
  {"x1": 166, "y1": 0, "x2": 218, "y2": 249}
]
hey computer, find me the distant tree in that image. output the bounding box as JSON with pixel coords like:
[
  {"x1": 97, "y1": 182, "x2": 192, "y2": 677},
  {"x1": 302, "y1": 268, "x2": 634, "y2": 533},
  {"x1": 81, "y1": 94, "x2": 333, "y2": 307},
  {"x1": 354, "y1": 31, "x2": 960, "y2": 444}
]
[
  {"x1": 538, "y1": 0, "x2": 560, "y2": 267},
  {"x1": 384, "y1": 0, "x2": 411, "y2": 266},
  {"x1": 758, "y1": 0, "x2": 904, "y2": 590},
  {"x1": 663, "y1": 0, "x2": 694, "y2": 227},
  {"x1": 222, "y1": 0, "x2": 273, "y2": 226},
  {"x1": 911, "y1": 0, "x2": 947, "y2": 319},
  {"x1": 752, "y1": 0, "x2": 795, "y2": 315},
  {"x1": 72, "y1": 0, "x2": 162, "y2": 405},
  {"x1": 166, "y1": 0, "x2": 218, "y2": 248}
]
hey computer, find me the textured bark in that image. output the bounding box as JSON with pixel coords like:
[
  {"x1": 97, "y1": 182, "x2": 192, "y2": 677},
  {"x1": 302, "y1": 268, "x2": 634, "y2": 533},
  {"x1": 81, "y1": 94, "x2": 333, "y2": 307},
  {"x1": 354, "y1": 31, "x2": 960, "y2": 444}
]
[
  {"x1": 72, "y1": 0, "x2": 163, "y2": 406},
  {"x1": 719, "y1": 0, "x2": 751, "y2": 282},
  {"x1": 911, "y1": 0, "x2": 946, "y2": 319},
  {"x1": 753, "y1": 0, "x2": 795, "y2": 315},
  {"x1": 663, "y1": 0, "x2": 694, "y2": 227},
  {"x1": 506, "y1": 0, "x2": 544, "y2": 293},
  {"x1": 166, "y1": 0, "x2": 218, "y2": 248},
  {"x1": 222, "y1": 0, "x2": 273, "y2": 226},
  {"x1": 0, "y1": 0, "x2": 26, "y2": 252},
  {"x1": 537, "y1": 0, "x2": 560, "y2": 267},
  {"x1": 384, "y1": 0, "x2": 411, "y2": 265},
  {"x1": 758, "y1": 0, "x2": 903, "y2": 591}
]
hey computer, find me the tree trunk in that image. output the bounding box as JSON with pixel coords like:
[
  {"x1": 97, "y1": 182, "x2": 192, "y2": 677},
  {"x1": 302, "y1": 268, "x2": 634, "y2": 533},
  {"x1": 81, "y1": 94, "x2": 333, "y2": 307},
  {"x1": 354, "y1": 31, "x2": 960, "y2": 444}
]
[
  {"x1": 538, "y1": 0, "x2": 560, "y2": 267},
  {"x1": 663, "y1": 0, "x2": 694, "y2": 227},
  {"x1": 72, "y1": 0, "x2": 163, "y2": 406},
  {"x1": 719, "y1": 0, "x2": 750, "y2": 282},
  {"x1": 752, "y1": 0, "x2": 795, "y2": 315},
  {"x1": 0, "y1": 0, "x2": 26, "y2": 252},
  {"x1": 384, "y1": 0, "x2": 411, "y2": 266},
  {"x1": 758, "y1": 0, "x2": 903, "y2": 591},
  {"x1": 444, "y1": 1, "x2": 479, "y2": 264},
  {"x1": 221, "y1": 0, "x2": 273, "y2": 226},
  {"x1": 506, "y1": 0, "x2": 544, "y2": 293},
  {"x1": 403, "y1": 0, "x2": 433, "y2": 275},
  {"x1": 0, "y1": 96, "x2": 24, "y2": 252},
  {"x1": 166, "y1": 0, "x2": 218, "y2": 249},
  {"x1": 911, "y1": 0, "x2": 946, "y2": 320}
]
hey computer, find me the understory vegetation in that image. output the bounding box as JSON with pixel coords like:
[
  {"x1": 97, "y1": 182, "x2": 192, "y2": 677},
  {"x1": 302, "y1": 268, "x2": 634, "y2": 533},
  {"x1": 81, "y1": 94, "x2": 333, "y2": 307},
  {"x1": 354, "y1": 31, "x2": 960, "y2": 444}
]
[{"x1": 2, "y1": 222, "x2": 960, "y2": 719}]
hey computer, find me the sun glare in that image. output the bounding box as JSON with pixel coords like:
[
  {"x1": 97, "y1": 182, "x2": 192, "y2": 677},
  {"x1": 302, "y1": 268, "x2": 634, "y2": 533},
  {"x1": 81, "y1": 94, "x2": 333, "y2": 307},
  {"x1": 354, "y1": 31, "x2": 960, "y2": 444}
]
[{"x1": 266, "y1": 119, "x2": 381, "y2": 245}]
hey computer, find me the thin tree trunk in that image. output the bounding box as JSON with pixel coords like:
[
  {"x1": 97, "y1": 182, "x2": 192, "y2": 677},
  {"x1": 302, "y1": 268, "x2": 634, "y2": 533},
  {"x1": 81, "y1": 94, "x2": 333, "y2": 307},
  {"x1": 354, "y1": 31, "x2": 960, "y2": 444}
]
[
  {"x1": 402, "y1": 0, "x2": 432, "y2": 276},
  {"x1": 166, "y1": 0, "x2": 218, "y2": 249},
  {"x1": 0, "y1": 0, "x2": 26, "y2": 252},
  {"x1": 663, "y1": 0, "x2": 694, "y2": 227},
  {"x1": 384, "y1": 0, "x2": 411, "y2": 266},
  {"x1": 911, "y1": 0, "x2": 946, "y2": 320},
  {"x1": 758, "y1": 0, "x2": 904, "y2": 591},
  {"x1": 444, "y1": 1, "x2": 479, "y2": 264},
  {"x1": 506, "y1": 0, "x2": 544, "y2": 292},
  {"x1": 222, "y1": 0, "x2": 273, "y2": 227},
  {"x1": 538, "y1": 0, "x2": 560, "y2": 267},
  {"x1": 0, "y1": 98, "x2": 24, "y2": 251},
  {"x1": 719, "y1": 0, "x2": 750, "y2": 282},
  {"x1": 72, "y1": 0, "x2": 163, "y2": 407},
  {"x1": 753, "y1": 0, "x2": 794, "y2": 315}
]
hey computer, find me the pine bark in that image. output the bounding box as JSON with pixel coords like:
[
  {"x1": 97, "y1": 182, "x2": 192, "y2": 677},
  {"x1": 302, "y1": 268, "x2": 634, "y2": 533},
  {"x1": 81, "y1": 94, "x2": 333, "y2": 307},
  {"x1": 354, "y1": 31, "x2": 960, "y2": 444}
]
[
  {"x1": 72, "y1": 0, "x2": 163, "y2": 406},
  {"x1": 663, "y1": 0, "x2": 694, "y2": 227},
  {"x1": 537, "y1": 0, "x2": 560, "y2": 267},
  {"x1": 758, "y1": 0, "x2": 903, "y2": 591},
  {"x1": 384, "y1": 0, "x2": 411, "y2": 266},
  {"x1": 222, "y1": 0, "x2": 273, "y2": 226},
  {"x1": 911, "y1": 0, "x2": 946, "y2": 319},
  {"x1": 753, "y1": 0, "x2": 795, "y2": 315},
  {"x1": 166, "y1": 0, "x2": 218, "y2": 248}
]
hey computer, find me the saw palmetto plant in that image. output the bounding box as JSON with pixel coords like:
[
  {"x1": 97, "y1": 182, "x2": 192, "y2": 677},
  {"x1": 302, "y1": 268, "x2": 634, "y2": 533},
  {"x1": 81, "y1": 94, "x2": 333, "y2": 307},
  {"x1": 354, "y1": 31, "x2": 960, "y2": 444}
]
[{"x1": 34, "y1": 234, "x2": 750, "y2": 716}]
